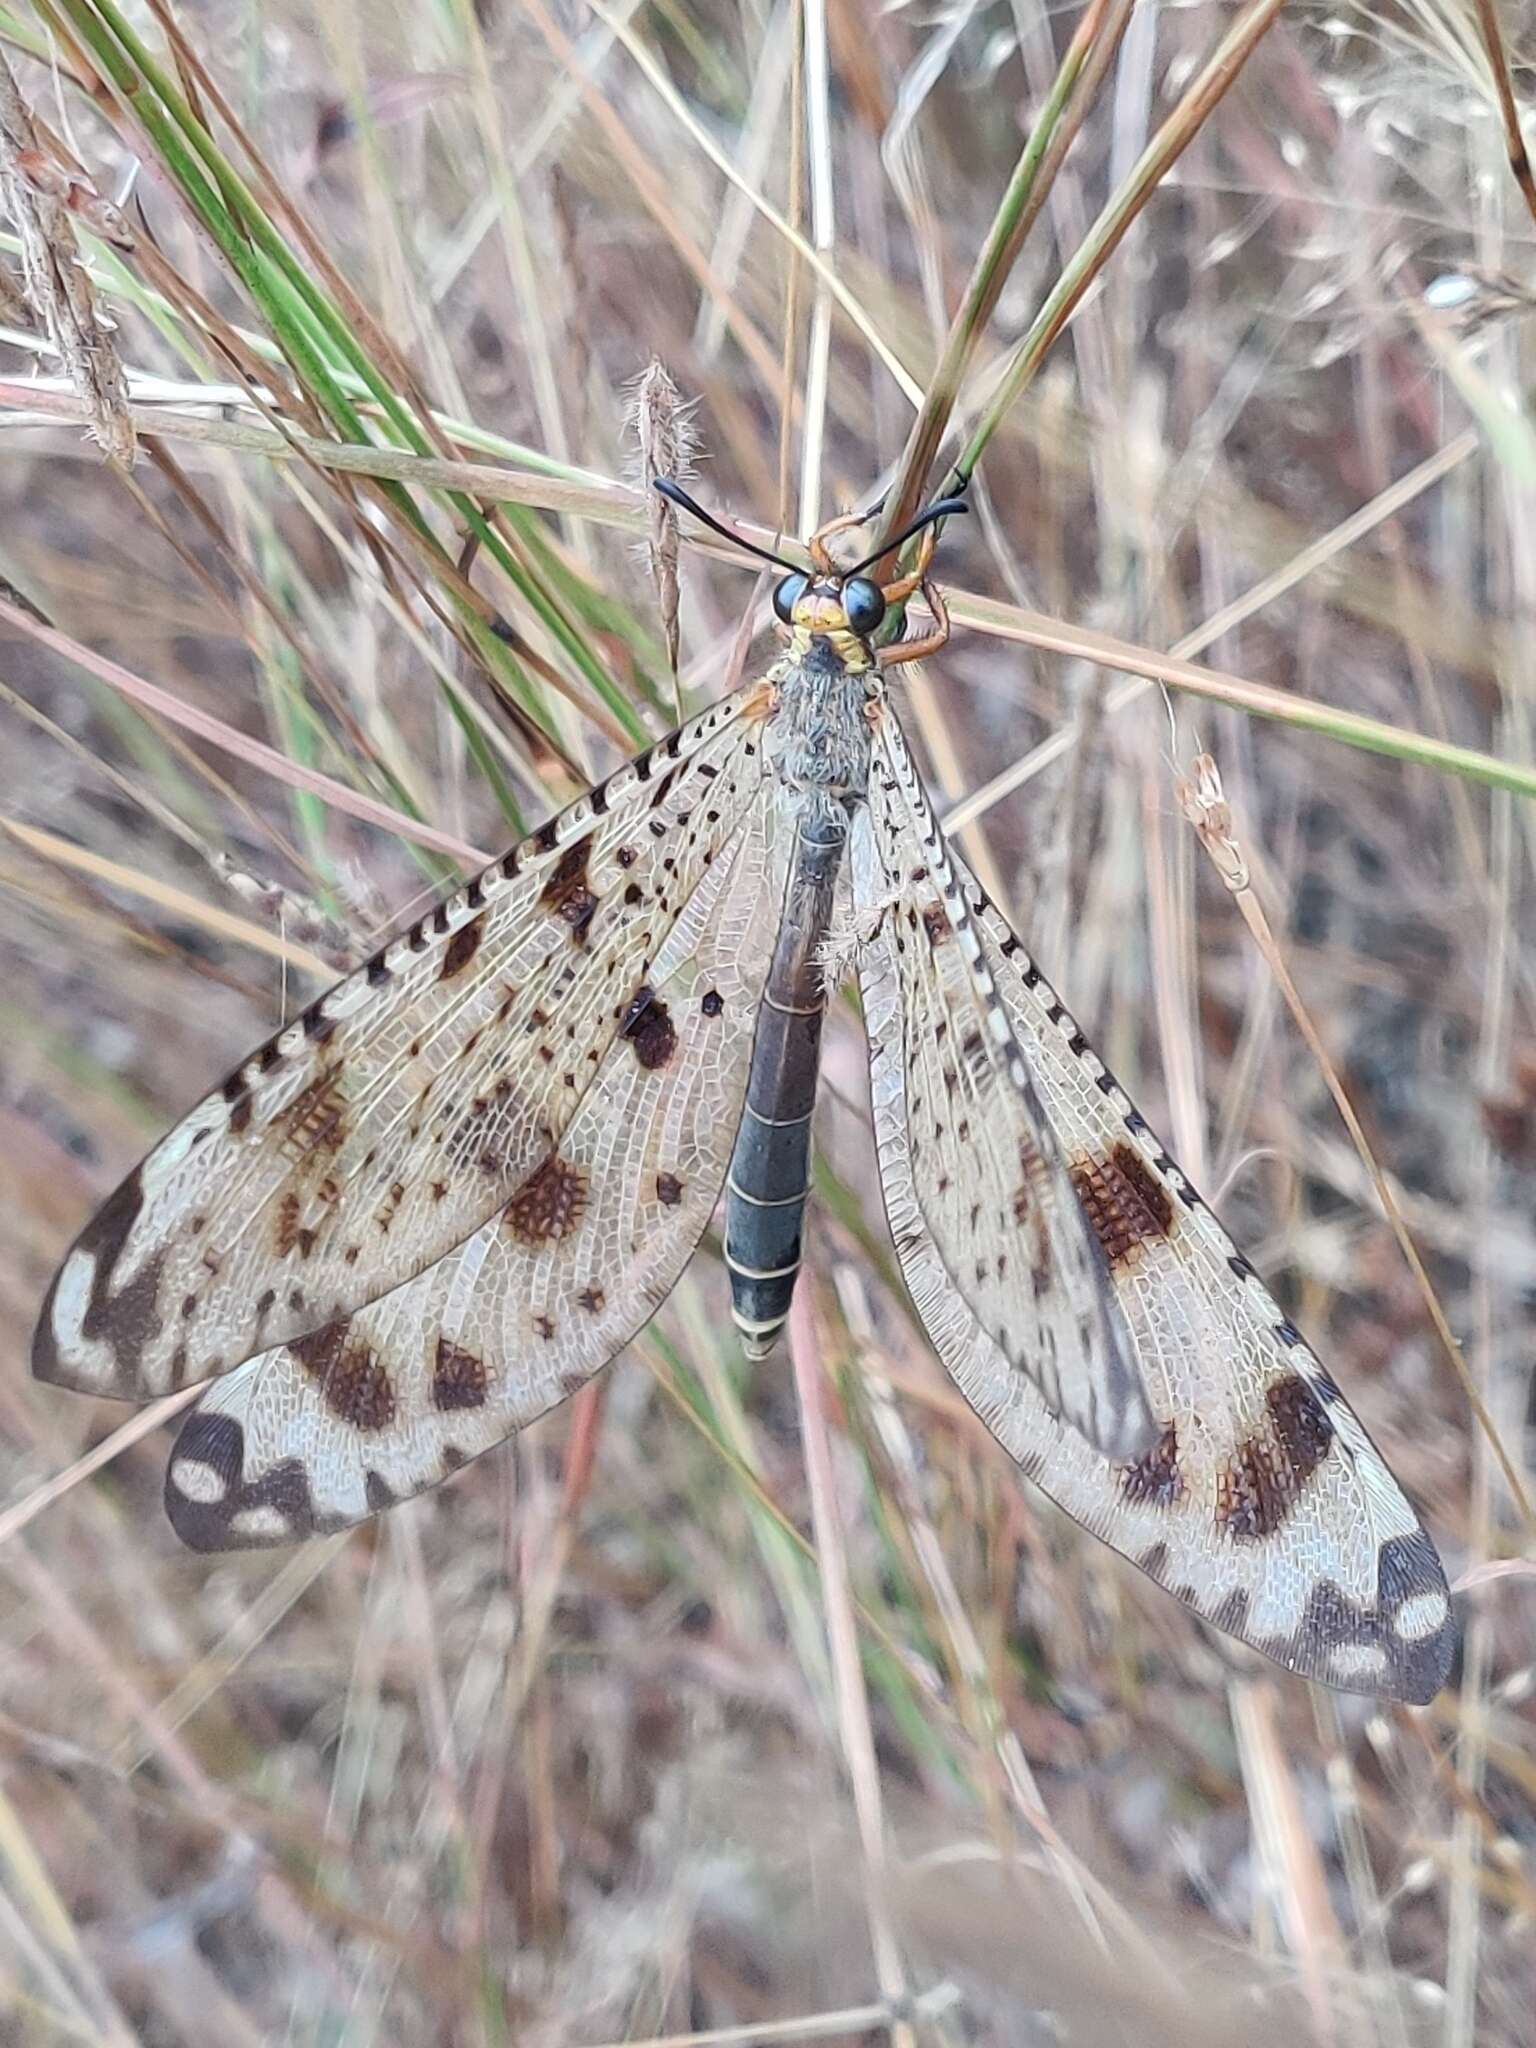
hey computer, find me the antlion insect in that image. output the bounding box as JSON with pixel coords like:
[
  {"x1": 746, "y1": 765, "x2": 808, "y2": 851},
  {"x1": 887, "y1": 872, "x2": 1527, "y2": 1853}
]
[{"x1": 33, "y1": 484, "x2": 1455, "y2": 1702}]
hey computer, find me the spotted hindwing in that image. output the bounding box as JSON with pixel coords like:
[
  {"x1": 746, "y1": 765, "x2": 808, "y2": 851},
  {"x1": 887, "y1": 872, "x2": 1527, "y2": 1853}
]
[
  {"x1": 164, "y1": 789, "x2": 786, "y2": 1546},
  {"x1": 34, "y1": 687, "x2": 772, "y2": 1406},
  {"x1": 853, "y1": 717, "x2": 1453, "y2": 1703}
]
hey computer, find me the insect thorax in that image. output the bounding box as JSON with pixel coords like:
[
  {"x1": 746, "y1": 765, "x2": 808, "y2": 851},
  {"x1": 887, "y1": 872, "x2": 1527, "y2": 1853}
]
[{"x1": 766, "y1": 629, "x2": 877, "y2": 802}]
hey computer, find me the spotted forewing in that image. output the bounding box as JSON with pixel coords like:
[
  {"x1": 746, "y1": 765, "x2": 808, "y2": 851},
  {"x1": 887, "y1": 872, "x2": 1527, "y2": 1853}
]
[
  {"x1": 853, "y1": 717, "x2": 1454, "y2": 1704},
  {"x1": 164, "y1": 788, "x2": 785, "y2": 1545},
  {"x1": 35, "y1": 686, "x2": 769, "y2": 1408}
]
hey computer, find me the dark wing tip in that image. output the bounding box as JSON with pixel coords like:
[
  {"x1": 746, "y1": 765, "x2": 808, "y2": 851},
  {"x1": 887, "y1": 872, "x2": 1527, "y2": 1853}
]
[
  {"x1": 165, "y1": 1411, "x2": 315, "y2": 1553},
  {"x1": 1291, "y1": 1530, "x2": 1457, "y2": 1705},
  {"x1": 1375, "y1": 1530, "x2": 1458, "y2": 1706},
  {"x1": 1383, "y1": 1618, "x2": 1457, "y2": 1707},
  {"x1": 29, "y1": 1267, "x2": 113, "y2": 1396},
  {"x1": 32, "y1": 1169, "x2": 152, "y2": 1394},
  {"x1": 30, "y1": 1275, "x2": 69, "y2": 1389}
]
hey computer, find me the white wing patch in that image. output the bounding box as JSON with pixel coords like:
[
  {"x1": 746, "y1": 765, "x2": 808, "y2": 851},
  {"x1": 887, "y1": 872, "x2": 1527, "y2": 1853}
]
[
  {"x1": 34, "y1": 688, "x2": 771, "y2": 1404},
  {"x1": 852, "y1": 748, "x2": 1453, "y2": 1704},
  {"x1": 164, "y1": 797, "x2": 786, "y2": 1546}
]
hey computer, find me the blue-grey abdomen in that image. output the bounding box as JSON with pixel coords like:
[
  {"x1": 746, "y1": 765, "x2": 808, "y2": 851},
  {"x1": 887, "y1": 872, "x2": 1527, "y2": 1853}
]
[{"x1": 725, "y1": 798, "x2": 847, "y2": 1357}]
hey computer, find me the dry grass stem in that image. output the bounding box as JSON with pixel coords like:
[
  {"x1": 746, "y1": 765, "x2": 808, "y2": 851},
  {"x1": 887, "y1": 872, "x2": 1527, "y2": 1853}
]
[
  {"x1": 629, "y1": 357, "x2": 694, "y2": 692},
  {"x1": 0, "y1": 50, "x2": 133, "y2": 465}
]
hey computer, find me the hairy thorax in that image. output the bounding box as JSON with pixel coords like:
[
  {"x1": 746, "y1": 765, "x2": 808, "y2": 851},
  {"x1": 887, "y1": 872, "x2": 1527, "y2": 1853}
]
[{"x1": 765, "y1": 629, "x2": 877, "y2": 800}]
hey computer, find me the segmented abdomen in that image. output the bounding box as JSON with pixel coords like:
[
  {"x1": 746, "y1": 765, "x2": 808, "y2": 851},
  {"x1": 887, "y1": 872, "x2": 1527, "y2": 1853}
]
[{"x1": 725, "y1": 798, "x2": 847, "y2": 1358}]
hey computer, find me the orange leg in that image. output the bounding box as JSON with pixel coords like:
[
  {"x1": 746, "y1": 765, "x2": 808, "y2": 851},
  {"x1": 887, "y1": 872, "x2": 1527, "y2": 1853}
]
[
  {"x1": 877, "y1": 521, "x2": 941, "y2": 605},
  {"x1": 808, "y1": 505, "x2": 874, "y2": 573},
  {"x1": 877, "y1": 577, "x2": 949, "y2": 669}
]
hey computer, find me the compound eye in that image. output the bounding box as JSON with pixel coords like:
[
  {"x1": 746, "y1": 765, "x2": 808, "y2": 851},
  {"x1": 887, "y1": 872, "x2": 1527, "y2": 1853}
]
[
  {"x1": 772, "y1": 573, "x2": 808, "y2": 624},
  {"x1": 843, "y1": 576, "x2": 887, "y2": 635}
]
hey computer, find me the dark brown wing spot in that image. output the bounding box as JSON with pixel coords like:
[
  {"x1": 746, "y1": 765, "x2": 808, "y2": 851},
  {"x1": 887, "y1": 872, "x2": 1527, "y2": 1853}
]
[
  {"x1": 619, "y1": 985, "x2": 677, "y2": 1070},
  {"x1": 656, "y1": 1171, "x2": 684, "y2": 1207},
  {"x1": 278, "y1": 1067, "x2": 348, "y2": 1163},
  {"x1": 540, "y1": 834, "x2": 598, "y2": 943},
  {"x1": 1120, "y1": 1421, "x2": 1183, "y2": 1508},
  {"x1": 227, "y1": 1088, "x2": 254, "y2": 1135},
  {"x1": 533, "y1": 1313, "x2": 556, "y2": 1340},
  {"x1": 439, "y1": 913, "x2": 487, "y2": 981},
  {"x1": 1012, "y1": 1135, "x2": 1049, "y2": 1236},
  {"x1": 365, "y1": 1471, "x2": 399, "y2": 1514},
  {"x1": 1028, "y1": 1211, "x2": 1053, "y2": 1301},
  {"x1": 1113, "y1": 1143, "x2": 1175, "y2": 1230},
  {"x1": 77, "y1": 1171, "x2": 147, "y2": 1277},
  {"x1": 64, "y1": 1216, "x2": 167, "y2": 1391},
  {"x1": 274, "y1": 1191, "x2": 317, "y2": 1259},
  {"x1": 701, "y1": 989, "x2": 724, "y2": 1017},
  {"x1": 1069, "y1": 1142, "x2": 1175, "y2": 1269},
  {"x1": 1218, "y1": 1438, "x2": 1293, "y2": 1541},
  {"x1": 577, "y1": 1285, "x2": 605, "y2": 1314},
  {"x1": 432, "y1": 1337, "x2": 489, "y2": 1411},
  {"x1": 921, "y1": 904, "x2": 951, "y2": 946},
  {"x1": 1266, "y1": 1371, "x2": 1334, "y2": 1480},
  {"x1": 1217, "y1": 1372, "x2": 1336, "y2": 1541},
  {"x1": 504, "y1": 1151, "x2": 588, "y2": 1246},
  {"x1": 291, "y1": 1320, "x2": 396, "y2": 1432},
  {"x1": 449, "y1": 1076, "x2": 517, "y2": 1177}
]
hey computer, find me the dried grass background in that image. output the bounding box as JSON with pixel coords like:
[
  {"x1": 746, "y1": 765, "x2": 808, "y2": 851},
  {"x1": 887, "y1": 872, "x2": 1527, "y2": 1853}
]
[{"x1": 1, "y1": 1, "x2": 1533, "y2": 2043}]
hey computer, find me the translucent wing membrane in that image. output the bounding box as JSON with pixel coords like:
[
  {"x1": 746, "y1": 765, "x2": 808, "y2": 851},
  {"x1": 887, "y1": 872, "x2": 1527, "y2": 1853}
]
[
  {"x1": 166, "y1": 797, "x2": 786, "y2": 1546},
  {"x1": 853, "y1": 721, "x2": 1454, "y2": 1703},
  {"x1": 35, "y1": 688, "x2": 770, "y2": 1404},
  {"x1": 855, "y1": 718, "x2": 1158, "y2": 1462}
]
